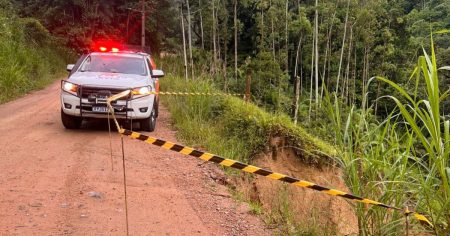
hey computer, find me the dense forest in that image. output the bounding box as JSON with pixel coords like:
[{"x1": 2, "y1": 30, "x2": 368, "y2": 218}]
[
  {"x1": 2, "y1": 0, "x2": 450, "y2": 234},
  {"x1": 0, "y1": 0, "x2": 71, "y2": 102},
  {"x1": 11, "y1": 0, "x2": 450, "y2": 117}
]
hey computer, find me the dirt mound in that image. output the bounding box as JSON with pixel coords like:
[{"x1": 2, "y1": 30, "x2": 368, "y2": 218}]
[{"x1": 235, "y1": 137, "x2": 358, "y2": 235}]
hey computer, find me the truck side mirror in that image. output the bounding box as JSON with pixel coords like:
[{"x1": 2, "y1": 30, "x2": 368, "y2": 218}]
[
  {"x1": 67, "y1": 64, "x2": 75, "y2": 72},
  {"x1": 152, "y1": 69, "x2": 165, "y2": 78}
]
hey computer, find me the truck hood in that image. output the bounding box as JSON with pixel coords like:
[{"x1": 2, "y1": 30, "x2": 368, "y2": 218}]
[{"x1": 68, "y1": 72, "x2": 149, "y2": 89}]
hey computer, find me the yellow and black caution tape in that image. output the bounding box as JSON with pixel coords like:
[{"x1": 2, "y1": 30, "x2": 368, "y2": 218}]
[
  {"x1": 138, "y1": 91, "x2": 243, "y2": 97},
  {"x1": 107, "y1": 90, "x2": 434, "y2": 229},
  {"x1": 117, "y1": 128, "x2": 433, "y2": 228}
]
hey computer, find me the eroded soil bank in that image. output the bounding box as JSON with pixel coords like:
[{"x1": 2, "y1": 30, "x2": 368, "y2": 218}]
[{"x1": 234, "y1": 136, "x2": 358, "y2": 235}]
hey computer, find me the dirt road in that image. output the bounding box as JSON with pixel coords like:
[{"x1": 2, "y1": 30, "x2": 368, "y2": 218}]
[{"x1": 0, "y1": 82, "x2": 270, "y2": 235}]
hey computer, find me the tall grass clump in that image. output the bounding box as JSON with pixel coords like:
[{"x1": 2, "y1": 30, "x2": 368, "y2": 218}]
[
  {"x1": 160, "y1": 75, "x2": 335, "y2": 165},
  {"x1": 323, "y1": 37, "x2": 449, "y2": 235},
  {"x1": 0, "y1": 4, "x2": 72, "y2": 103},
  {"x1": 376, "y1": 36, "x2": 449, "y2": 234}
]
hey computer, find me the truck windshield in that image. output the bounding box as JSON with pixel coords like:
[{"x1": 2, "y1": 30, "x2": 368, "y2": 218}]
[{"x1": 79, "y1": 55, "x2": 147, "y2": 76}]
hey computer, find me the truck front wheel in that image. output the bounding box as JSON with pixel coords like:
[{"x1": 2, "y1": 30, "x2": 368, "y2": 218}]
[
  {"x1": 140, "y1": 107, "x2": 156, "y2": 132},
  {"x1": 61, "y1": 109, "x2": 82, "y2": 129}
]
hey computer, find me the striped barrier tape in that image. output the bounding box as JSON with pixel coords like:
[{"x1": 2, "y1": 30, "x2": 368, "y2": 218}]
[
  {"x1": 106, "y1": 90, "x2": 434, "y2": 229},
  {"x1": 118, "y1": 128, "x2": 433, "y2": 228},
  {"x1": 138, "y1": 91, "x2": 243, "y2": 97}
]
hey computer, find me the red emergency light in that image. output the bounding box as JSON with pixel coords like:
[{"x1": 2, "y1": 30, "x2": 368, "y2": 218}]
[{"x1": 92, "y1": 41, "x2": 123, "y2": 53}]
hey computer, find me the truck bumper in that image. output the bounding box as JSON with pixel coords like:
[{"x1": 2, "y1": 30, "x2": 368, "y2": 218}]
[{"x1": 61, "y1": 91, "x2": 155, "y2": 120}]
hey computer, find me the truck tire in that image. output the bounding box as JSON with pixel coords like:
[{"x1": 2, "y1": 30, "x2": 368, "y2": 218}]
[
  {"x1": 154, "y1": 98, "x2": 159, "y2": 118},
  {"x1": 61, "y1": 109, "x2": 82, "y2": 129},
  {"x1": 140, "y1": 107, "x2": 156, "y2": 132}
]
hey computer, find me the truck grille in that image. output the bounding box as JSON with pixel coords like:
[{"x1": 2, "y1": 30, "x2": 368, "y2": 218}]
[{"x1": 79, "y1": 86, "x2": 129, "y2": 99}]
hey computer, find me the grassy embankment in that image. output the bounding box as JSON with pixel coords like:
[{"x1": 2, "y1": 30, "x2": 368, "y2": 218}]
[
  {"x1": 0, "y1": 9, "x2": 72, "y2": 103},
  {"x1": 159, "y1": 75, "x2": 346, "y2": 234},
  {"x1": 159, "y1": 46, "x2": 448, "y2": 235},
  {"x1": 160, "y1": 76, "x2": 335, "y2": 166}
]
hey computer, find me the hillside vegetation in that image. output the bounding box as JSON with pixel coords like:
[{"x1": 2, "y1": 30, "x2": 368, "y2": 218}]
[
  {"x1": 3, "y1": 0, "x2": 449, "y2": 234},
  {"x1": 160, "y1": 75, "x2": 335, "y2": 165},
  {"x1": 160, "y1": 75, "x2": 344, "y2": 234},
  {"x1": 0, "y1": 1, "x2": 71, "y2": 103},
  {"x1": 159, "y1": 45, "x2": 449, "y2": 234}
]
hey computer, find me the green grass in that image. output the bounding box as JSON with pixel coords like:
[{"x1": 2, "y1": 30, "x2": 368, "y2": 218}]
[
  {"x1": 321, "y1": 37, "x2": 449, "y2": 235},
  {"x1": 229, "y1": 187, "x2": 264, "y2": 215},
  {"x1": 158, "y1": 33, "x2": 449, "y2": 234},
  {"x1": 160, "y1": 75, "x2": 335, "y2": 165},
  {"x1": 160, "y1": 75, "x2": 336, "y2": 234},
  {"x1": 159, "y1": 45, "x2": 449, "y2": 234},
  {"x1": 0, "y1": 15, "x2": 72, "y2": 103},
  {"x1": 375, "y1": 38, "x2": 449, "y2": 234}
]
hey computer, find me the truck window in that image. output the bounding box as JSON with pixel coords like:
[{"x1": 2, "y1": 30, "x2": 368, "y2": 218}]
[{"x1": 80, "y1": 55, "x2": 148, "y2": 76}]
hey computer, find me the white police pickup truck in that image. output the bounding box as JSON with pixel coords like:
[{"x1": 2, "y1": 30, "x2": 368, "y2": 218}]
[{"x1": 61, "y1": 47, "x2": 164, "y2": 131}]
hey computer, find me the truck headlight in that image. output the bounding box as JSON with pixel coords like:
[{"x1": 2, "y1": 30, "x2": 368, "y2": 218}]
[
  {"x1": 132, "y1": 86, "x2": 152, "y2": 96},
  {"x1": 62, "y1": 81, "x2": 78, "y2": 95}
]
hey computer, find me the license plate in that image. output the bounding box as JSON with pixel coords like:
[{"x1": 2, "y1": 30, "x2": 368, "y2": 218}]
[{"x1": 92, "y1": 106, "x2": 109, "y2": 113}]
